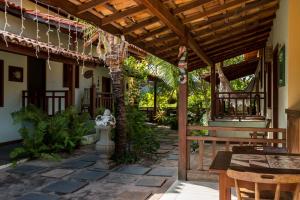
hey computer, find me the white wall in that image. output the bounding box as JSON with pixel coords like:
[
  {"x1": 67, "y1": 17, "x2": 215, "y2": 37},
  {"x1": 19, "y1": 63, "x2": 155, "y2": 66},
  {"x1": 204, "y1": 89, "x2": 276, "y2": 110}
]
[
  {"x1": 0, "y1": 51, "x2": 27, "y2": 143},
  {"x1": 0, "y1": 0, "x2": 110, "y2": 143},
  {"x1": 268, "y1": 0, "x2": 289, "y2": 128}
]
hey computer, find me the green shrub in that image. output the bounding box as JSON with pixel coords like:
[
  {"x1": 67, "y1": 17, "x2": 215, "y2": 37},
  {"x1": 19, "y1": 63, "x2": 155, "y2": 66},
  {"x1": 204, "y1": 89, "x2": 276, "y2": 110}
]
[
  {"x1": 125, "y1": 106, "x2": 160, "y2": 161},
  {"x1": 10, "y1": 105, "x2": 93, "y2": 160}
]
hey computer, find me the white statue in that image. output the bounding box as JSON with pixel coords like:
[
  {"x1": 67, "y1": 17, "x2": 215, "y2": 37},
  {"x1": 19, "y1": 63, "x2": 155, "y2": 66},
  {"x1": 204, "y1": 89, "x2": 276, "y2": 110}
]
[{"x1": 95, "y1": 109, "x2": 116, "y2": 128}]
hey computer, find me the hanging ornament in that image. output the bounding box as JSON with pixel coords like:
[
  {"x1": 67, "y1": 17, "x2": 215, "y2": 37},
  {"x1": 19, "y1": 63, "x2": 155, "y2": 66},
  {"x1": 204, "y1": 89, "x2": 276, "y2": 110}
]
[
  {"x1": 67, "y1": 23, "x2": 72, "y2": 51},
  {"x1": 56, "y1": 8, "x2": 62, "y2": 49},
  {"x1": 19, "y1": 0, "x2": 25, "y2": 36},
  {"x1": 3, "y1": 0, "x2": 10, "y2": 47},
  {"x1": 46, "y1": 5, "x2": 52, "y2": 70},
  {"x1": 34, "y1": 0, "x2": 40, "y2": 58},
  {"x1": 75, "y1": 21, "x2": 79, "y2": 64}
]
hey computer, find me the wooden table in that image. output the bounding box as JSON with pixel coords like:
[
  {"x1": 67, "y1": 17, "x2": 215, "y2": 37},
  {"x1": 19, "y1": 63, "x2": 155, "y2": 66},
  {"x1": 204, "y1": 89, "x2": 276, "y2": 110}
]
[{"x1": 209, "y1": 149, "x2": 300, "y2": 200}]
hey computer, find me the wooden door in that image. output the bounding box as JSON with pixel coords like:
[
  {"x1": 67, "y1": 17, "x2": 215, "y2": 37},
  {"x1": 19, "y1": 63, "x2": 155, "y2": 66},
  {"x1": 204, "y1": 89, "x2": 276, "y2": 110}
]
[
  {"x1": 102, "y1": 77, "x2": 111, "y2": 93},
  {"x1": 27, "y1": 56, "x2": 46, "y2": 109}
]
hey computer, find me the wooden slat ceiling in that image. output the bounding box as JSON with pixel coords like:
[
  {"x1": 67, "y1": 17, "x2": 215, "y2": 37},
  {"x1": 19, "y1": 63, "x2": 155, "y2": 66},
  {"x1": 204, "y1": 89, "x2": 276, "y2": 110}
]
[{"x1": 39, "y1": 0, "x2": 278, "y2": 71}]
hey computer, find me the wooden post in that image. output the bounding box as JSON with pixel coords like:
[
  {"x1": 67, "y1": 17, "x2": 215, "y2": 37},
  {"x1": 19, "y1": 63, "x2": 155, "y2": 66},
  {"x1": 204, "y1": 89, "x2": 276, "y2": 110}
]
[
  {"x1": 211, "y1": 63, "x2": 216, "y2": 120},
  {"x1": 90, "y1": 84, "x2": 96, "y2": 118},
  {"x1": 178, "y1": 46, "x2": 188, "y2": 180},
  {"x1": 153, "y1": 79, "x2": 157, "y2": 121},
  {"x1": 69, "y1": 64, "x2": 76, "y2": 106}
]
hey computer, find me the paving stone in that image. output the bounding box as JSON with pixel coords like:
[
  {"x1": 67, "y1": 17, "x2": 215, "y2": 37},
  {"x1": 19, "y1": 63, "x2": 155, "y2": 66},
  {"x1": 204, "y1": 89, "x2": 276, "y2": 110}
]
[
  {"x1": 117, "y1": 191, "x2": 152, "y2": 200},
  {"x1": 167, "y1": 154, "x2": 178, "y2": 160},
  {"x1": 42, "y1": 169, "x2": 74, "y2": 178},
  {"x1": 7, "y1": 165, "x2": 46, "y2": 175},
  {"x1": 135, "y1": 177, "x2": 166, "y2": 187},
  {"x1": 106, "y1": 173, "x2": 138, "y2": 184},
  {"x1": 147, "y1": 167, "x2": 176, "y2": 177},
  {"x1": 156, "y1": 149, "x2": 170, "y2": 154},
  {"x1": 61, "y1": 160, "x2": 95, "y2": 169},
  {"x1": 70, "y1": 170, "x2": 108, "y2": 181},
  {"x1": 16, "y1": 193, "x2": 59, "y2": 200},
  {"x1": 116, "y1": 165, "x2": 151, "y2": 175},
  {"x1": 79, "y1": 154, "x2": 100, "y2": 162},
  {"x1": 42, "y1": 180, "x2": 88, "y2": 194}
]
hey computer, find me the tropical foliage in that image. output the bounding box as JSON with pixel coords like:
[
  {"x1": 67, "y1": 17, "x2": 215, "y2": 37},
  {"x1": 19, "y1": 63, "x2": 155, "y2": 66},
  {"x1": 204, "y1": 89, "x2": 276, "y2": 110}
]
[{"x1": 10, "y1": 105, "x2": 93, "y2": 160}]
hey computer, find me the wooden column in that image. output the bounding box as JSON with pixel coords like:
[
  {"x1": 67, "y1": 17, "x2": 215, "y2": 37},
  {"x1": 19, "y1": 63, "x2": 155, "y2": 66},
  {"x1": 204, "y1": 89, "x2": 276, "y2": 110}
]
[
  {"x1": 211, "y1": 63, "x2": 216, "y2": 120},
  {"x1": 178, "y1": 46, "x2": 188, "y2": 180},
  {"x1": 273, "y1": 46, "x2": 279, "y2": 139},
  {"x1": 153, "y1": 79, "x2": 157, "y2": 120},
  {"x1": 69, "y1": 65, "x2": 76, "y2": 106},
  {"x1": 90, "y1": 84, "x2": 96, "y2": 118}
]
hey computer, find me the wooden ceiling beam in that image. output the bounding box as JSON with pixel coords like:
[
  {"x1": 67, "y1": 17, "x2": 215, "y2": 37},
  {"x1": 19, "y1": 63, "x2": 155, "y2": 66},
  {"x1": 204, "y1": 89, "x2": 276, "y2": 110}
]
[
  {"x1": 190, "y1": 0, "x2": 277, "y2": 30},
  {"x1": 194, "y1": 13, "x2": 276, "y2": 37},
  {"x1": 39, "y1": 0, "x2": 172, "y2": 65},
  {"x1": 138, "y1": 0, "x2": 213, "y2": 66},
  {"x1": 135, "y1": 0, "x2": 277, "y2": 44},
  {"x1": 213, "y1": 44, "x2": 266, "y2": 63},
  {"x1": 198, "y1": 21, "x2": 273, "y2": 46},
  {"x1": 77, "y1": 0, "x2": 109, "y2": 14},
  {"x1": 101, "y1": 5, "x2": 147, "y2": 25},
  {"x1": 147, "y1": 5, "x2": 276, "y2": 53},
  {"x1": 138, "y1": 26, "x2": 169, "y2": 40},
  {"x1": 203, "y1": 28, "x2": 271, "y2": 51},
  {"x1": 183, "y1": 0, "x2": 251, "y2": 24},
  {"x1": 208, "y1": 35, "x2": 269, "y2": 56},
  {"x1": 211, "y1": 40, "x2": 267, "y2": 60},
  {"x1": 172, "y1": 0, "x2": 213, "y2": 15},
  {"x1": 122, "y1": 17, "x2": 159, "y2": 34}
]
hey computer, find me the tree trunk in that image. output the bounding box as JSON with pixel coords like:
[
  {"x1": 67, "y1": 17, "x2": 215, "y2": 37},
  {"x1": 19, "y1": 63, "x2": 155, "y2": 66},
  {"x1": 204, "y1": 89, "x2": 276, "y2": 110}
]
[{"x1": 111, "y1": 70, "x2": 127, "y2": 157}]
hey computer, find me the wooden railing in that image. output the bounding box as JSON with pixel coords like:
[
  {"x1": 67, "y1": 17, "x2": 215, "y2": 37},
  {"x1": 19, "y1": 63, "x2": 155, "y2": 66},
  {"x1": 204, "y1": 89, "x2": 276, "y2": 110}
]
[
  {"x1": 215, "y1": 92, "x2": 265, "y2": 118},
  {"x1": 185, "y1": 126, "x2": 286, "y2": 172},
  {"x1": 95, "y1": 92, "x2": 113, "y2": 111},
  {"x1": 22, "y1": 90, "x2": 69, "y2": 116}
]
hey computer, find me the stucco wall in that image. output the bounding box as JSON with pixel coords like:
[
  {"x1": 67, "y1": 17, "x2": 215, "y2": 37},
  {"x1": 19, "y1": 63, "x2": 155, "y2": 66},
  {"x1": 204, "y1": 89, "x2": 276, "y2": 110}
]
[
  {"x1": 0, "y1": 0, "x2": 110, "y2": 143},
  {"x1": 287, "y1": 0, "x2": 300, "y2": 110},
  {"x1": 0, "y1": 51, "x2": 27, "y2": 143},
  {"x1": 269, "y1": 0, "x2": 289, "y2": 128}
]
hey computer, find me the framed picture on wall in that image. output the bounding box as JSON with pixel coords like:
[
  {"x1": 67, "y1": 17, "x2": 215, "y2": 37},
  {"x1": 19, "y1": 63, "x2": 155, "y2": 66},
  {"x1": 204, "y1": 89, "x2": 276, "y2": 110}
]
[
  {"x1": 278, "y1": 45, "x2": 285, "y2": 87},
  {"x1": 8, "y1": 66, "x2": 23, "y2": 82}
]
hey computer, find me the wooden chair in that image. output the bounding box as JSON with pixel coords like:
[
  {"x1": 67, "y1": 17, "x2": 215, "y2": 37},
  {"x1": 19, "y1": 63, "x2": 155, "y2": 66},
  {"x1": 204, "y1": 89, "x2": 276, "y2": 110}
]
[{"x1": 227, "y1": 169, "x2": 300, "y2": 200}]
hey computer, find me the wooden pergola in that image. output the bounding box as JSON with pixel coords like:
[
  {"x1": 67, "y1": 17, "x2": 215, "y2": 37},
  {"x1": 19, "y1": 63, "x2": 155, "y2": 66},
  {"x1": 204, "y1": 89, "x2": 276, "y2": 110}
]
[{"x1": 38, "y1": 0, "x2": 279, "y2": 180}]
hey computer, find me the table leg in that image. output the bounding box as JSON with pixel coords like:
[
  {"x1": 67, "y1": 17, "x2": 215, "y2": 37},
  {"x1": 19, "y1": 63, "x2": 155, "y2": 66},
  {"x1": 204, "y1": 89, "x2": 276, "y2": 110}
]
[{"x1": 219, "y1": 173, "x2": 231, "y2": 200}]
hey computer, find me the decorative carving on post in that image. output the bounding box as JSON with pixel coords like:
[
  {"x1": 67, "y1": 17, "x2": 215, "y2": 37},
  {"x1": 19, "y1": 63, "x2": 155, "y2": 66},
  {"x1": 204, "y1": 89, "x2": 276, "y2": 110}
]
[
  {"x1": 178, "y1": 45, "x2": 188, "y2": 181},
  {"x1": 178, "y1": 46, "x2": 188, "y2": 84}
]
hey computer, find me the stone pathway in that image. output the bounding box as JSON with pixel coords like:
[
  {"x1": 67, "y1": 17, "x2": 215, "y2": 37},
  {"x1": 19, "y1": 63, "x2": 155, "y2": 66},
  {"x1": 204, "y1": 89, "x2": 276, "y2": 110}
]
[{"x1": 0, "y1": 125, "x2": 179, "y2": 200}]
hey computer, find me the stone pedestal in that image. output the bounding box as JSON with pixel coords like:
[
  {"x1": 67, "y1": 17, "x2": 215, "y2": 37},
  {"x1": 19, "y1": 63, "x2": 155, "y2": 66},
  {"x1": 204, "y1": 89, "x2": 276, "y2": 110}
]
[{"x1": 95, "y1": 125, "x2": 115, "y2": 169}]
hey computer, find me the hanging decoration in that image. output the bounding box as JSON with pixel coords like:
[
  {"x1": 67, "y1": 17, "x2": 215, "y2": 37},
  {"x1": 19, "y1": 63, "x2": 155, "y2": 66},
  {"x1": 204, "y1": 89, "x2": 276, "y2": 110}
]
[
  {"x1": 34, "y1": 0, "x2": 40, "y2": 58},
  {"x1": 56, "y1": 8, "x2": 62, "y2": 49},
  {"x1": 19, "y1": 0, "x2": 25, "y2": 36},
  {"x1": 75, "y1": 20, "x2": 79, "y2": 65},
  {"x1": 46, "y1": 5, "x2": 52, "y2": 70},
  {"x1": 3, "y1": 0, "x2": 10, "y2": 47},
  {"x1": 67, "y1": 22, "x2": 72, "y2": 51}
]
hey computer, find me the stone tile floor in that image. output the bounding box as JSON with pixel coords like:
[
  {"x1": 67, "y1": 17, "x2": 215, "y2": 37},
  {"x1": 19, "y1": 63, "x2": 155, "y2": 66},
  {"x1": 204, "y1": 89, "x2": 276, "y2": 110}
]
[
  {"x1": 0, "y1": 125, "x2": 228, "y2": 200},
  {"x1": 0, "y1": 126, "x2": 180, "y2": 200}
]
